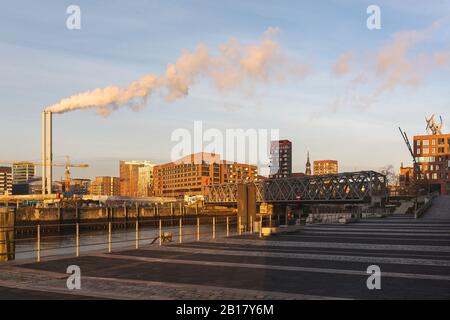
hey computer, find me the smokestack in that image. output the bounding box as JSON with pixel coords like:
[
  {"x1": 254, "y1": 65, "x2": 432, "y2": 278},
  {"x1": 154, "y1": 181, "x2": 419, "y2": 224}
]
[
  {"x1": 41, "y1": 111, "x2": 53, "y2": 195},
  {"x1": 41, "y1": 111, "x2": 46, "y2": 195},
  {"x1": 45, "y1": 111, "x2": 52, "y2": 194}
]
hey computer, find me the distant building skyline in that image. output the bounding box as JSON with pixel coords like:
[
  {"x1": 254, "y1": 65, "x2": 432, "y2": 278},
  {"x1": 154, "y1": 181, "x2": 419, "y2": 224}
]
[{"x1": 1, "y1": 2, "x2": 449, "y2": 180}]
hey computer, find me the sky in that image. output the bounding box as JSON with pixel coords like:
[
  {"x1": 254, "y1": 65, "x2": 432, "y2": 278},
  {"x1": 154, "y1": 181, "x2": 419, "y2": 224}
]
[{"x1": 1, "y1": 0, "x2": 449, "y2": 179}]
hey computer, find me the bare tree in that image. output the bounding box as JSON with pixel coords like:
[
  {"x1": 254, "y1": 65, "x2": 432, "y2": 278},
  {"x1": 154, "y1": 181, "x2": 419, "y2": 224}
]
[{"x1": 380, "y1": 164, "x2": 398, "y2": 187}]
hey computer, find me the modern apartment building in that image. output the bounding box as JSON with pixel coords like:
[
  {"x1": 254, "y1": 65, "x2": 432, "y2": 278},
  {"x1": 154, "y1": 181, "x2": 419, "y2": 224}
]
[
  {"x1": 69, "y1": 178, "x2": 91, "y2": 195},
  {"x1": 314, "y1": 160, "x2": 338, "y2": 175},
  {"x1": 90, "y1": 176, "x2": 120, "y2": 196},
  {"x1": 119, "y1": 160, "x2": 155, "y2": 197},
  {"x1": 0, "y1": 167, "x2": 12, "y2": 196},
  {"x1": 153, "y1": 152, "x2": 258, "y2": 197},
  {"x1": 138, "y1": 165, "x2": 154, "y2": 197},
  {"x1": 414, "y1": 133, "x2": 450, "y2": 194},
  {"x1": 12, "y1": 162, "x2": 35, "y2": 184},
  {"x1": 269, "y1": 140, "x2": 292, "y2": 178}
]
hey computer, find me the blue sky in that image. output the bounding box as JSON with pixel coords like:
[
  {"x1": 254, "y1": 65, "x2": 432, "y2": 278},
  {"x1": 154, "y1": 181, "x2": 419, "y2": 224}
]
[{"x1": 1, "y1": 0, "x2": 449, "y2": 179}]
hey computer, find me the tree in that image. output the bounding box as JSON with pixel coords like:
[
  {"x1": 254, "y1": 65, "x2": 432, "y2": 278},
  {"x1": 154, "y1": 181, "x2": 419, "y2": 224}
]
[{"x1": 380, "y1": 164, "x2": 398, "y2": 187}]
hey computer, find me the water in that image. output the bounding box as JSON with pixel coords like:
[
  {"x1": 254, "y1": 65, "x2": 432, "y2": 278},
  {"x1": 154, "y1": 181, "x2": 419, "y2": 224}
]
[{"x1": 13, "y1": 223, "x2": 236, "y2": 261}]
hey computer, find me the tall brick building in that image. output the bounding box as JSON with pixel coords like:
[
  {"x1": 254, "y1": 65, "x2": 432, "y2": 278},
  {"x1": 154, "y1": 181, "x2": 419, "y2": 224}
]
[
  {"x1": 269, "y1": 140, "x2": 292, "y2": 178},
  {"x1": 119, "y1": 161, "x2": 155, "y2": 197},
  {"x1": 414, "y1": 133, "x2": 450, "y2": 194},
  {"x1": 153, "y1": 152, "x2": 258, "y2": 197}
]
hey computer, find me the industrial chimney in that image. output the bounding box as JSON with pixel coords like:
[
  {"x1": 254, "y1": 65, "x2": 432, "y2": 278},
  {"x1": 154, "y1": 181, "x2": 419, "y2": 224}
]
[{"x1": 41, "y1": 111, "x2": 52, "y2": 194}]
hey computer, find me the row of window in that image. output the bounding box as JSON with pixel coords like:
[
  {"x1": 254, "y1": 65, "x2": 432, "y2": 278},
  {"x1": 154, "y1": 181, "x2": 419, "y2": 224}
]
[{"x1": 416, "y1": 138, "x2": 450, "y2": 147}]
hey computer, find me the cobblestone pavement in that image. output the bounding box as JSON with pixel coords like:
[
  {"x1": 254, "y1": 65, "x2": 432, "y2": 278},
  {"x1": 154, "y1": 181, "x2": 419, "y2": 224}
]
[{"x1": 1, "y1": 213, "x2": 449, "y2": 299}]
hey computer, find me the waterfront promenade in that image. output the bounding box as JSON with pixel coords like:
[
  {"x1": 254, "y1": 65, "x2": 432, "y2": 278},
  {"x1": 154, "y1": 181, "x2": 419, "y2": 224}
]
[{"x1": 0, "y1": 202, "x2": 449, "y2": 300}]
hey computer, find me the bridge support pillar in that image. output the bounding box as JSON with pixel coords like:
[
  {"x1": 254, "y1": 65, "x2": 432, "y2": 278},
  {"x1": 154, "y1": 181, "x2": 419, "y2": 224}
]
[
  {"x1": 0, "y1": 207, "x2": 15, "y2": 262},
  {"x1": 237, "y1": 183, "x2": 256, "y2": 232}
]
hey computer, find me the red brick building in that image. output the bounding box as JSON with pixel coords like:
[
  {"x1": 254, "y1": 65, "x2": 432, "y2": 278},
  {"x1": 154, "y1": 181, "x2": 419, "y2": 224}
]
[{"x1": 413, "y1": 133, "x2": 450, "y2": 194}]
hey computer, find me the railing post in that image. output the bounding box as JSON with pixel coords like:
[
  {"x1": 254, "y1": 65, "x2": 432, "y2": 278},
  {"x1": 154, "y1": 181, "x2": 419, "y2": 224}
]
[
  {"x1": 179, "y1": 218, "x2": 182, "y2": 243},
  {"x1": 197, "y1": 217, "x2": 200, "y2": 241},
  {"x1": 259, "y1": 215, "x2": 263, "y2": 238},
  {"x1": 75, "y1": 223, "x2": 79, "y2": 257},
  {"x1": 226, "y1": 216, "x2": 229, "y2": 237},
  {"x1": 108, "y1": 222, "x2": 112, "y2": 253},
  {"x1": 135, "y1": 220, "x2": 139, "y2": 249},
  {"x1": 37, "y1": 224, "x2": 41, "y2": 262},
  {"x1": 238, "y1": 216, "x2": 242, "y2": 236},
  {"x1": 159, "y1": 219, "x2": 162, "y2": 246},
  {"x1": 213, "y1": 217, "x2": 216, "y2": 240}
]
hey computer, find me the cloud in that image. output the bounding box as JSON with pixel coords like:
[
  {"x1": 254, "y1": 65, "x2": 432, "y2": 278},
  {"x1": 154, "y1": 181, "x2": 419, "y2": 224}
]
[
  {"x1": 332, "y1": 21, "x2": 450, "y2": 111},
  {"x1": 332, "y1": 51, "x2": 353, "y2": 76}
]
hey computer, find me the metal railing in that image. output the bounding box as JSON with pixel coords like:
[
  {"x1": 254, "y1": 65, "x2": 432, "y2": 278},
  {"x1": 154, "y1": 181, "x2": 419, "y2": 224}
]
[
  {"x1": 0, "y1": 214, "x2": 269, "y2": 262},
  {"x1": 414, "y1": 191, "x2": 439, "y2": 219}
]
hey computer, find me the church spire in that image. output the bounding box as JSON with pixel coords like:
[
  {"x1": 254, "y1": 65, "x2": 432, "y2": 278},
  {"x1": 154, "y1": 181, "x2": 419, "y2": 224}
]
[{"x1": 305, "y1": 151, "x2": 311, "y2": 176}]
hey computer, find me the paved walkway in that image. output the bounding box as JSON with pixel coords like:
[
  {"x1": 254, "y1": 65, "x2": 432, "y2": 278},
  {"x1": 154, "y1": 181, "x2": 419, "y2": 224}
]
[
  {"x1": 0, "y1": 214, "x2": 449, "y2": 299},
  {"x1": 423, "y1": 195, "x2": 450, "y2": 220}
]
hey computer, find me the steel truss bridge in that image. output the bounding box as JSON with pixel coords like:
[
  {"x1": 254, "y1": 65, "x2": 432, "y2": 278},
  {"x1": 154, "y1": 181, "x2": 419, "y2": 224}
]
[{"x1": 204, "y1": 171, "x2": 387, "y2": 204}]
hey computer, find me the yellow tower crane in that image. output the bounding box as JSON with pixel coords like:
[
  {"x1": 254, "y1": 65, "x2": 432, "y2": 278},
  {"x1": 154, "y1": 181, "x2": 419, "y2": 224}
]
[{"x1": 0, "y1": 157, "x2": 89, "y2": 193}]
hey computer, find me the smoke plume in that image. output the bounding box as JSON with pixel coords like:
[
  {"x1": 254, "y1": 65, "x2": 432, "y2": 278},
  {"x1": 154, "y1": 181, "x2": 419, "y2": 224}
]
[
  {"x1": 45, "y1": 27, "x2": 310, "y2": 116},
  {"x1": 331, "y1": 21, "x2": 449, "y2": 111}
]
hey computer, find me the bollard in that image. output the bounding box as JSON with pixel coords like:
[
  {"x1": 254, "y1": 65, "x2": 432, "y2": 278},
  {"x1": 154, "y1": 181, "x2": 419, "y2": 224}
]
[
  {"x1": 250, "y1": 216, "x2": 253, "y2": 234},
  {"x1": 37, "y1": 224, "x2": 41, "y2": 262},
  {"x1": 213, "y1": 217, "x2": 216, "y2": 240},
  {"x1": 197, "y1": 217, "x2": 200, "y2": 241},
  {"x1": 269, "y1": 214, "x2": 272, "y2": 227},
  {"x1": 226, "y1": 216, "x2": 229, "y2": 237},
  {"x1": 135, "y1": 220, "x2": 139, "y2": 249},
  {"x1": 75, "y1": 223, "x2": 79, "y2": 257},
  {"x1": 108, "y1": 222, "x2": 112, "y2": 253},
  {"x1": 179, "y1": 218, "x2": 182, "y2": 243}
]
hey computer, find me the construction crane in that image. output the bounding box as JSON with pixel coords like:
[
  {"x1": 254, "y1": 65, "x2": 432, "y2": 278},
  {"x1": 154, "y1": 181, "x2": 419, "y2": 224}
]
[
  {"x1": 398, "y1": 127, "x2": 419, "y2": 205},
  {"x1": 398, "y1": 127, "x2": 416, "y2": 165},
  {"x1": 0, "y1": 157, "x2": 88, "y2": 193},
  {"x1": 63, "y1": 156, "x2": 88, "y2": 192}
]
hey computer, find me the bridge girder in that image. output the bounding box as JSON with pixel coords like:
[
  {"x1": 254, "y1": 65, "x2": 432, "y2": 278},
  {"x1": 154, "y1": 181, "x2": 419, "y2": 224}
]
[{"x1": 204, "y1": 171, "x2": 387, "y2": 204}]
